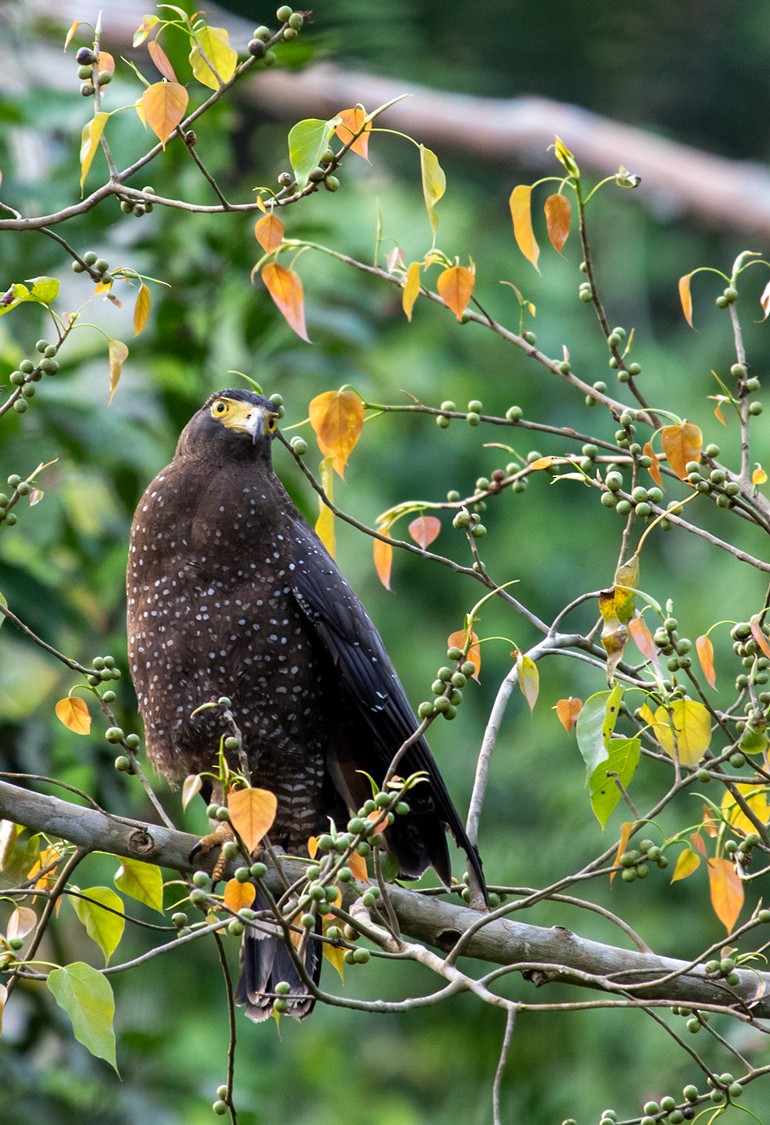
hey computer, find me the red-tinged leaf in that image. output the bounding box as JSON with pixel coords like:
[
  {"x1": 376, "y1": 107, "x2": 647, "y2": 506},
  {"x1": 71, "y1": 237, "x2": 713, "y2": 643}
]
[
  {"x1": 254, "y1": 213, "x2": 284, "y2": 254},
  {"x1": 108, "y1": 339, "x2": 128, "y2": 404},
  {"x1": 228, "y1": 787, "x2": 277, "y2": 853},
  {"x1": 544, "y1": 193, "x2": 570, "y2": 254},
  {"x1": 308, "y1": 390, "x2": 364, "y2": 478},
  {"x1": 703, "y1": 804, "x2": 720, "y2": 838},
  {"x1": 334, "y1": 106, "x2": 371, "y2": 159},
  {"x1": 707, "y1": 857, "x2": 744, "y2": 934},
  {"x1": 79, "y1": 112, "x2": 109, "y2": 192},
  {"x1": 753, "y1": 464, "x2": 767, "y2": 486},
  {"x1": 148, "y1": 39, "x2": 177, "y2": 82},
  {"x1": 437, "y1": 264, "x2": 475, "y2": 320},
  {"x1": 373, "y1": 528, "x2": 393, "y2": 590},
  {"x1": 447, "y1": 629, "x2": 481, "y2": 680},
  {"x1": 181, "y1": 773, "x2": 202, "y2": 810},
  {"x1": 316, "y1": 457, "x2": 335, "y2": 557},
  {"x1": 556, "y1": 697, "x2": 582, "y2": 733},
  {"x1": 133, "y1": 282, "x2": 151, "y2": 336},
  {"x1": 402, "y1": 260, "x2": 421, "y2": 321},
  {"x1": 760, "y1": 280, "x2": 770, "y2": 322},
  {"x1": 141, "y1": 81, "x2": 188, "y2": 149},
  {"x1": 610, "y1": 822, "x2": 634, "y2": 883},
  {"x1": 97, "y1": 51, "x2": 116, "y2": 76},
  {"x1": 671, "y1": 847, "x2": 701, "y2": 883},
  {"x1": 661, "y1": 422, "x2": 702, "y2": 480},
  {"x1": 750, "y1": 617, "x2": 770, "y2": 660},
  {"x1": 64, "y1": 20, "x2": 80, "y2": 49},
  {"x1": 261, "y1": 262, "x2": 310, "y2": 342},
  {"x1": 628, "y1": 616, "x2": 659, "y2": 665},
  {"x1": 223, "y1": 878, "x2": 256, "y2": 912},
  {"x1": 691, "y1": 831, "x2": 707, "y2": 857},
  {"x1": 8, "y1": 906, "x2": 36, "y2": 942},
  {"x1": 679, "y1": 272, "x2": 695, "y2": 327},
  {"x1": 348, "y1": 850, "x2": 369, "y2": 883},
  {"x1": 133, "y1": 14, "x2": 159, "y2": 47},
  {"x1": 408, "y1": 515, "x2": 441, "y2": 549},
  {"x1": 55, "y1": 696, "x2": 91, "y2": 735},
  {"x1": 509, "y1": 184, "x2": 540, "y2": 272},
  {"x1": 696, "y1": 634, "x2": 717, "y2": 689},
  {"x1": 642, "y1": 441, "x2": 662, "y2": 488},
  {"x1": 516, "y1": 651, "x2": 539, "y2": 713}
]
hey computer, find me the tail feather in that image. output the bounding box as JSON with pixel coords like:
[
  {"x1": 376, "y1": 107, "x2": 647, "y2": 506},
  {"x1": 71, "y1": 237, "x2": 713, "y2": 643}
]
[{"x1": 235, "y1": 895, "x2": 321, "y2": 1023}]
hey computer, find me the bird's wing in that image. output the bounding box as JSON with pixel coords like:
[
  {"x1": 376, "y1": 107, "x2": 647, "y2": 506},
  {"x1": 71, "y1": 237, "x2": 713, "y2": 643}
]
[{"x1": 287, "y1": 515, "x2": 484, "y2": 891}]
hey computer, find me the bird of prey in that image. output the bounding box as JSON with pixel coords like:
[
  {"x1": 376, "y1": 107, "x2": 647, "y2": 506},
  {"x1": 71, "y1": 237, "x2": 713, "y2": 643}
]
[{"x1": 126, "y1": 388, "x2": 485, "y2": 1020}]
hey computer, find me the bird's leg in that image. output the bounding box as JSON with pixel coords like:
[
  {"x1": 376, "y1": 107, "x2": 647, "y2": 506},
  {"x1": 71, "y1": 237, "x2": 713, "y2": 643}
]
[{"x1": 190, "y1": 781, "x2": 235, "y2": 881}]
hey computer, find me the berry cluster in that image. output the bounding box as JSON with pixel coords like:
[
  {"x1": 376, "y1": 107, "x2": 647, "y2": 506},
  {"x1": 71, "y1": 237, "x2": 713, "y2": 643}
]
[
  {"x1": 74, "y1": 45, "x2": 112, "y2": 97},
  {"x1": 119, "y1": 186, "x2": 156, "y2": 218},
  {"x1": 417, "y1": 645, "x2": 477, "y2": 722},
  {"x1": 617, "y1": 837, "x2": 668, "y2": 883}
]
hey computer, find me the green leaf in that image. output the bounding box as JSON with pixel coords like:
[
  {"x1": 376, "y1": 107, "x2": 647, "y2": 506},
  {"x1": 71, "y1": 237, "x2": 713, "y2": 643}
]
[
  {"x1": 72, "y1": 886, "x2": 125, "y2": 964},
  {"x1": 419, "y1": 145, "x2": 446, "y2": 240},
  {"x1": 0, "y1": 590, "x2": 6, "y2": 628},
  {"x1": 25, "y1": 276, "x2": 60, "y2": 305},
  {"x1": 114, "y1": 858, "x2": 164, "y2": 913},
  {"x1": 575, "y1": 686, "x2": 624, "y2": 777},
  {"x1": 288, "y1": 118, "x2": 340, "y2": 189},
  {"x1": 589, "y1": 736, "x2": 640, "y2": 828},
  {"x1": 47, "y1": 963, "x2": 118, "y2": 1071}
]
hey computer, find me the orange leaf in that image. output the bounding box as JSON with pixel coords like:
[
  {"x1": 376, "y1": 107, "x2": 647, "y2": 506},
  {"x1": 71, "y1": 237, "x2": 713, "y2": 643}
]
[
  {"x1": 408, "y1": 515, "x2": 441, "y2": 549},
  {"x1": 661, "y1": 422, "x2": 702, "y2": 480},
  {"x1": 671, "y1": 847, "x2": 701, "y2": 883},
  {"x1": 706, "y1": 857, "x2": 744, "y2": 934},
  {"x1": 309, "y1": 389, "x2": 364, "y2": 479},
  {"x1": 348, "y1": 850, "x2": 369, "y2": 883},
  {"x1": 678, "y1": 272, "x2": 694, "y2": 327},
  {"x1": 228, "y1": 787, "x2": 277, "y2": 853},
  {"x1": 334, "y1": 106, "x2": 370, "y2": 159},
  {"x1": 97, "y1": 51, "x2": 116, "y2": 76},
  {"x1": 147, "y1": 39, "x2": 177, "y2": 82},
  {"x1": 628, "y1": 616, "x2": 659, "y2": 665},
  {"x1": 64, "y1": 20, "x2": 80, "y2": 49},
  {"x1": 373, "y1": 528, "x2": 393, "y2": 590},
  {"x1": 223, "y1": 878, "x2": 256, "y2": 912},
  {"x1": 750, "y1": 617, "x2": 770, "y2": 660},
  {"x1": 509, "y1": 184, "x2": 540, "y2": 272},
  {"x1": 703, "y1": 804, "x2": 720, "y2": 838},
  {"x1": 642, "y1": 441, "x2": 662, "y2": 488},
  {"x1": 610, "y1": 821, "x2": 634, "y2": 883},
  {"x1": 141, "y1": 81, "x2": 189, "y2": 149},
  {"x1": 261, "y1": 262, "x2": 310, "y2": 343},
  {"x1": 695, "y1": 634, "x2": 717, "y2": 689},
  {"x1": 133, "y1": 282, "x2": 151, "y2": 336},
  {"x1": 556, "y1": 697, "x2": 582, "y2": 733},
  {"x1": 753, "y1": 465, "x2": 768, "y2": 486},
  {"x1": 437, "y1": 265, "x2": 475, "y2": 320},
  {"x1": 543, "y1": 193, "x2": 570, "y2": 254},
  {"x1": 55, "y1": 696, "x2": 91, "y2": 735},
  {"x1": 254, "y1": 213, "x2": 285, "y2": 254},
  {"x1": 447, "y1": 629, "x2": 481, "y2": 680},
  {"x1": 402, "y1": 260, "x2": 421, "y2": 322}
]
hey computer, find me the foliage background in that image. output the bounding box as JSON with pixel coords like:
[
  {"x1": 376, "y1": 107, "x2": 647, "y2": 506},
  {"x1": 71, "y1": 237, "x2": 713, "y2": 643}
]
[{"x1": 2, "y1": 1, "x2": 770, "y2": 1122}]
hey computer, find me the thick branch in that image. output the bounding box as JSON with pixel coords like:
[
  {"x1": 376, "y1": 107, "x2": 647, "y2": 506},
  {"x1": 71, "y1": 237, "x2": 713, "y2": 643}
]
[{"x1": 2, "y1": 779, "x2": 769, "y2": 1017}]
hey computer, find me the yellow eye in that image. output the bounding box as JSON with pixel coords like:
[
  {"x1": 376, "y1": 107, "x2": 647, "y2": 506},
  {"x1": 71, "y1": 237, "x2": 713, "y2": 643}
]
[
  {"x1": 211, "y1": 399, "x2": 229, "y2": 417},
  {"x1": 266, "y1": 415, "x2": 278, "y2": 433}
]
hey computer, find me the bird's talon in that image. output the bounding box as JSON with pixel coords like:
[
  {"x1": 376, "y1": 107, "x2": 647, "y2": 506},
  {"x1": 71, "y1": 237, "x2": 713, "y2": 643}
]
[{"x1": 190, "y1": 821, "x2": 235, "y2": 881}]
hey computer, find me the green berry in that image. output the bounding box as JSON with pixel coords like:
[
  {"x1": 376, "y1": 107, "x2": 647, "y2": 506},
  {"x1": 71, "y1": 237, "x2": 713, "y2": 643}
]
[
  {"x1": 212, "y1": 1099, "x2": 228, "y2": 1115},
  {"x1": 467, "y1": 411, "x2": 480, "y2": 426},
  {"x1": 505, "y1": 405, "x2": 522, "y2": 421},
  {"x1": 276, "y1": 4, "x2": 293, "y2": 20},
  {"x1": 282, "y1": 26, "x2": 298, "y2": 40},
  {"x1": 250, "y1": 862, "x2": 267, "y2": 879},
  {"x1": 749, "y1": 401, "x2": 763, "y2": 416}
]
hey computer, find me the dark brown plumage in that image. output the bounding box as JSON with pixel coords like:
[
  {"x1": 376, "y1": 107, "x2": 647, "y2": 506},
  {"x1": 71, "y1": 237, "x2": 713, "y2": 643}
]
[{"x1": 127, "y1": 389, "x2": 484, "y2": 1020}]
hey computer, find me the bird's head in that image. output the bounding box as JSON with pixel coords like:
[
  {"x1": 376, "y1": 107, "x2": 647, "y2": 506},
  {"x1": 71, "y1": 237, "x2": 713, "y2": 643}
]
[{"x1": 176, "y1": 389, "x2": 281, "y2": 462}]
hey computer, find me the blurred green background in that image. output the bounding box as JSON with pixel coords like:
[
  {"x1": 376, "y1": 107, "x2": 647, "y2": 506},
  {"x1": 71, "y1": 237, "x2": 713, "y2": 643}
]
[{"x1": 2, "y1": 1, "x2": 770, "y2": 1122}]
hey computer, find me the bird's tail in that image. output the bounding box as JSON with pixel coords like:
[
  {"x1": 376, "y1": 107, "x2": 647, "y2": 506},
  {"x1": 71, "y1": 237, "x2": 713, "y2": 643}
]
[{"x1": 235, "y1": 894, "x2": 321, "y2": 1022}]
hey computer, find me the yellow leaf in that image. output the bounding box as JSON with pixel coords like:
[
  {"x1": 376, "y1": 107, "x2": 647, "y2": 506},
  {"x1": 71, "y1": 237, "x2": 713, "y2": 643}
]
[
  {"x1": 133, "y1": 14, "x2": 159, "y2": 47},
  {"x1": 516, "y1": 651, "x2": 539, "y2": 712},
  {"x1": 309, "y1": 390, "x2": 364, "y2": 479},
  {"x1": 402, "y1": 260, "x2": 421, "y2": 321},
  {"x1": 552, "y1": 135, "x2": 579, "y2": 178},
  {"x1": 419, "y1": 146, "x2": 445, "y2": 239},
  {"x1": 79, "y1": 112, "x2": 109, "y2": 192},
  {"x1": 642, "y1": 441, "x2": 662, "y2": 488},
  {"x1": 223, "y1": 878, "x2": 256, "y2": 912},
  {"x1": 661, "y1": 422, "x2": 702, "y2": 480},
  {"x1": 55, "y1": 696, "x2": 91, "y2": 735},
  {"x1": 373, "y1": 528, "x2": 393, "y2": 590},
  {"x1": 695, "y1": 634, "x2": 717, "y2": 689},
  {"x1": 148, "y1": 39, "x2": 177, "y2": 82},
  {"x1": 254, "y1": 213, "x2": 285, "y2": 254},
  {"x1": 649, "y1": 698, "x2": 711, "y2": 766},
  {"x1": 307, "y1": 836, "x2": 319, "y2": 860},
  {"x1": 64, "y1": 20, "x2": 81, "y2": 49},
  {"x1": 447, "y1": 629, "x2": 481, "y2": 680},
  {"x1": 721, "y1": 784, "x2": 770, "y2": 837},
  {"x1": 334, "y1": 106, "x2": 371, "y2": 158},
  {"x1": 753, "y1": 464, "x2": 767, "y2": 486},
  {"x1": 316, "y1": 457, "x2": 335, "y2": 557},
  {"x1": 141, "y1": 81, "x2": 189, "y2": 149},
  {"x1": 133, "y1": 282, "x2": 151, "y2": 336},
  {"x1": 108, "y1": 339, "x2": 129, "y2": 404},
  {"x1": 261, "y1": 262, "x2": 310, "y2": 342},
  {"x1": 322, "y1": 917, "x2": 346, "y2": 979},
  {"x1": 706, "y1": 857, "x2": 744, "y2": 934},
  {"x1": 610, "y1": 822, "x2": 634, "y2": 883},
  {"x1": 189, "y1": 26, "x2": 238, "y2": 90},
  {"x1": 509, "y1": 184, "x2": 540, "y2": 272},
  {"x1": 556, "y1": 697, "x2": 583, "y2": 733},
  {"x1": 182, "y1": 773, "x2": 203, "y2": 810},
  {"x1": 543, "y1": 193, "x2": 570, "y2": 254},
  {"x1": 671, "y1": 847, "x2": 701, "y2": 882},
  {"x1": 228, "y1": 787, "x2": 278, "y2": 853},
  {"x1": 115, "y1": 858, "x2": 164, "y2": 913},
  {"x1": 437, "y1": 264, "x2": 475, "y2": 320},
  {"x1": 678, "y1": 272, "x2": 694, "y2": 327}
]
